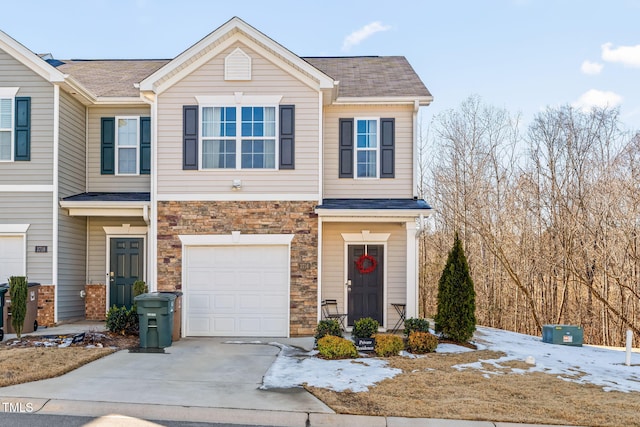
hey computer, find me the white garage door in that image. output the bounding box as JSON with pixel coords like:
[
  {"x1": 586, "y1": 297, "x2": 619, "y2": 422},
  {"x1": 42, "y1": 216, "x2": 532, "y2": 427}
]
[
  {"x1": 184, "y1": 245, "x2": 289, "y2": 337},
  {"x1": 0, "y1": 236, "x2": 25, "y2": 284}
]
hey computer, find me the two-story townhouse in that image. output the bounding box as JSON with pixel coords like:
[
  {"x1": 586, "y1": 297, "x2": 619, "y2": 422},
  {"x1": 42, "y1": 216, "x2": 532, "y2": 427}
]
[{"x1": 0, "y1": 17, "x2": 431, "y2": 338}]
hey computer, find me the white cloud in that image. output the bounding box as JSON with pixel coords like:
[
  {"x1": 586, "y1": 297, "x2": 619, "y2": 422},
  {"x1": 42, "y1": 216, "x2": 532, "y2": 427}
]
[
  {"x1": 581, "y1": 60, "x2": 603, "y2": 75},
  {"x1": 601, "y1": 42, "x2": 640, "y2": 67},
  {"x1": 342, "y1": 21, "x2": 391, "y2": 52},
  {"x1": 572, "y1": 89, "x2": 623, "y2": 111}
]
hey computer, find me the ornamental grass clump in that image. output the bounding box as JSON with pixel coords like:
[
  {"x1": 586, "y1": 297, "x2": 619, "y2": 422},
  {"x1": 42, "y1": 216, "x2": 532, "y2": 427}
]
[
  {"x1": 407, "y1": 331, "x2": 439, "y2": 354},
  {"x1": 373, "y1": 333, "x2": 404, "y2": 357},
  {"x1": 317, "y1": 335, "x2": 358, "y2": 359}
]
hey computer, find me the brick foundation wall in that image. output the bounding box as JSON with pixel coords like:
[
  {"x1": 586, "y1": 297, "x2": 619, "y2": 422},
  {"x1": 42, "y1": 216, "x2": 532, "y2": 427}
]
[
  {"x1": 157, "y1": 200, "x2": 318, "y2": 336},
  {"x1": 37, "y1": 285, "x2": 55, "y2": 327},
  {"x1": 85, "y1": 284, "x2": 107, "y2": 320}
]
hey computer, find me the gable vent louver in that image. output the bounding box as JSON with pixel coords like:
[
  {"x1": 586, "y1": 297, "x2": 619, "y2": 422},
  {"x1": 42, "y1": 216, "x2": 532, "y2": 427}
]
[{"x1": 225, "y1": 48, "x2": 252, "y2": 81}]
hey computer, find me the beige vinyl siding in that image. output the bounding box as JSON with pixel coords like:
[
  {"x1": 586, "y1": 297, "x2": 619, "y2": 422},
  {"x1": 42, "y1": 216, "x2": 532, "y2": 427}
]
[
  {"x1": 156, "y1": 43, "x2": 320, "y2": 196},
  {"x1": 321, "y1": 222, "x2": 407, "y2": 329},
  {"x1": 57, "y1": 211, "x2": 86, "y2": 319},
  {"x1": 87, "y1": 105, "x2": 151, "y2": 192},
  {"x1": 323, "y1": 105, "x2": 415, "y2": 198},
  {"x1": 0, "y1": 192, "x2": 52, "y2": 284},
  {"x1": 0, "y1": 49, "x2": 54, "y2": 183},
  {"x1": 58, "y1": 91, "x2": 86, "y2": 198},
  {"x1": 87, "y1": 217, "x2": 147, "y2": 284}
]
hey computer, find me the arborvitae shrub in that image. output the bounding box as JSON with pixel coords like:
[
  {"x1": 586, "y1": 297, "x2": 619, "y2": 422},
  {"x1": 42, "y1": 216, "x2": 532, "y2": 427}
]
[
  {"x1": 373, "y1": 333, "x2": 404, "y2": 357},
  {"x1": 317, "y1": 335, "x2": 358, "y2": 359},
  {"x1": 435, "y1": 232, "x2": 476, "y2": 343},
  {"x1": 315, "y1": 319, "x2": 343, "y2": 340},
  {"x1": 407, "y1": 331, "x2": 439, "y2": 354},
  {"x1": 9, "y1": 276, "x2": 28, "y2": 338},
  {"x1": 352, "y1": 317, "x2": 379, "y2": 339},
  {"x1": 404, "y1": 317, "x2": 430, "y2": 337}
]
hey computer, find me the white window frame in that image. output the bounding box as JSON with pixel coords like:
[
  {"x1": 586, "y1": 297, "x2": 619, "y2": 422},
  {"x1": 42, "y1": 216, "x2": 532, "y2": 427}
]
[
  {"x1": 197, "y1": 94, "x2": 282, "y2": 171},
  {"x1": 354, "y1": 117, "x2": 380, "y2": 179},
  {"x1": 115, "y1": 116, "x2": 140, "y2": 176},
  {"x1": 0, "y1": 88, "x2": 20, "y2": 163}
]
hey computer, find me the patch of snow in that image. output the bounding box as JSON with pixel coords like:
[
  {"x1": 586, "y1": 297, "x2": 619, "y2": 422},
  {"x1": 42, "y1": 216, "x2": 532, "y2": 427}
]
[{"x1": 259, "y1": 326, "x2": 640, "y2": 394}]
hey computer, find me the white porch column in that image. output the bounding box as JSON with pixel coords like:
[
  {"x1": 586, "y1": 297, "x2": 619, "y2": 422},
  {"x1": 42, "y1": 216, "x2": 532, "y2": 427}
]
[{"x1": 405, "y1": 220, "x2": 419, "y2": 318}]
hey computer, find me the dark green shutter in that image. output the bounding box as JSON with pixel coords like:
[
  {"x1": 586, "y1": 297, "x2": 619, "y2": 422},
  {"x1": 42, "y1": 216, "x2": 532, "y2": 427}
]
[
  {"x1": 339, "y1": 118, "x2": 354, "y2": 178},
  {"x1": 380, "y1": 118, "x2": 395, "y2": 178},
  {"x1": 279, "y1": 105, "x2": 295, "y2": 169},
  {"x1": 140, "y1": 117, "x2": 151, "y2": 175},
  {"x1": 101, "y1": 117, "x2": 115, "y2": 175},
  {"x1": 14, "y1": 97, "x2": 30, "y2": 161},
  {"x1": 183, "y1": 105, "x2": 198, "y2": 170}
]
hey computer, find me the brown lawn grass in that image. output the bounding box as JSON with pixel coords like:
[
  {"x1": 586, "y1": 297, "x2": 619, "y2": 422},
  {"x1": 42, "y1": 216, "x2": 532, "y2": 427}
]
[{"x1": 307, "y1": 349, "x2": 640, "y2": 427}]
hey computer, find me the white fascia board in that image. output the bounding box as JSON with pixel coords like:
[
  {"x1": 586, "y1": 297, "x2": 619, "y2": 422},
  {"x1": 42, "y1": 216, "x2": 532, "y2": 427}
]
[
  {"x1": 334, "y1": 96, "x2": 434, "y2": 106},
  {"x1": 60, "y1": 76, "x2": 96, "y2": 105},
  {"x1": 140, "y1": 18, "x2": 334, "y2": 93},
  {"x1": 315, "y1": 208, "x2": 432, "y2": 219},
  {"x1": 157, "y1": 193, "x2": 319, "y2": 202},
  {"x1": 0, "y1": 224, "x2": 30, "y2": 233},
  {"x1": 0, "y1": 30, "x2": 66, "y2": 83},
  {"x1": 60, "y1": 201, "x2": 150, "y2": 217}
]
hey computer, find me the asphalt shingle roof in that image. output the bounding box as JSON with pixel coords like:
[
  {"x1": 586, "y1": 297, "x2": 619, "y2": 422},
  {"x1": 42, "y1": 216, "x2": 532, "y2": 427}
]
[
  {"x1": 316, "y1": 198, "x2": 432, "y2": 210},
  {"x1": 62, "y1": 192, "x2": 151, "y2": 202},
  {"x1": 52, "y1": 56, "x2": 430, "y2": 100}
]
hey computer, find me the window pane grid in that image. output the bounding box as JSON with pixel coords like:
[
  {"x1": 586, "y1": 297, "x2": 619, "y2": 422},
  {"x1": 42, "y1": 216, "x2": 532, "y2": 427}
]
[
  {"x1": 118, "y1": 147, "x2": 136, "y2": 174},
  {"x1": 203, "y1": 139, "x2": 236, "y2": 169},
  {"x1": 0, "y1": 99, "x2": 11, "y2": 130},
  {"x1": 0, "y1": 132, "x2": 11, "y2": 161},
  {"x1": 355, "y1": 119, "x2": 378, "y2": 178},
  {"x1": 116, "y1": 117, "x2": 139, "y2": 174}
]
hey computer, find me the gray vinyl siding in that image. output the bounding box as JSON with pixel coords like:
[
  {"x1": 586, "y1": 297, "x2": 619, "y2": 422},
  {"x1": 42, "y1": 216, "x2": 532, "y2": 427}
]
[
  {"x1": 87, "y1": 217, "x2": 148, "y2": 285},
  {"x1": 87, "y1": 105, "x2": 151, "y2": 192},
  {"x1": 321, "y1": 222, "x2": 406, "y2": 329},
  {"x1": 0, "y1": 48, "x2": 54, "y2": 183},
  {"x1": 0, "y1": 192, "x2": 53, "y2": 284},
  {"x1": 323, "y1": 104, "x2": 415, "y2": 198},
  {"x1": 58, "y1": 90, "x2": 86, "y2": 198},
  {"x1": 156, "y1": 43, "x2": 320, "y2": 196},
  {"x1": 57, "y1": 211, "x2": 86, "y2": 319}
]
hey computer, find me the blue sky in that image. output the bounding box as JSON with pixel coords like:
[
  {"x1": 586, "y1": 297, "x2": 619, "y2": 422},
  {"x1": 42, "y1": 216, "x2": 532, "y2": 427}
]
[{"x1": 1, "y1": 0, "x2": 639, "y2": 131}]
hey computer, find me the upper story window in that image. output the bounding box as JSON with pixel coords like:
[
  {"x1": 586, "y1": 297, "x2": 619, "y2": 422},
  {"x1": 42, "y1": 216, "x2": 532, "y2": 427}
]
[
  {"x1": 200, "y1": 105, "x2": 277, "y2": 170},
  {"x1": 0, "y1": 98, "x2": 12, "y2": 161},
  {"x1": 355, "y1": 118, "x2": 379, "y2": 178},
  {"x1": 116, "y1": 117, "x2": 139, "y2": 175}
]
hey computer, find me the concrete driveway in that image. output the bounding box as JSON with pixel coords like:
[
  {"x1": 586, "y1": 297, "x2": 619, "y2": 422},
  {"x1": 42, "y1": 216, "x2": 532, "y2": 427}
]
[{"x1": 0, "y1": 336, "x2": 333, "y2": 414}]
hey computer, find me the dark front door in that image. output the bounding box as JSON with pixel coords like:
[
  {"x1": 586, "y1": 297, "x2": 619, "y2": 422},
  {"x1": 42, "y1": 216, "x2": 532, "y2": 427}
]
[
  {"x1": 347, "y1": 244, "x2": 383, "y2": 326},
  {"x1": 110, "y1": 238, "x2": 144, "y2": 309}
]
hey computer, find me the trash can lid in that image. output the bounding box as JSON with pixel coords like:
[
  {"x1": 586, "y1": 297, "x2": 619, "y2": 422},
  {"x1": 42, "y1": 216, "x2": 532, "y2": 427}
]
[{"x1": 134, "y1": 292, "x2": 177, "y2": 302}]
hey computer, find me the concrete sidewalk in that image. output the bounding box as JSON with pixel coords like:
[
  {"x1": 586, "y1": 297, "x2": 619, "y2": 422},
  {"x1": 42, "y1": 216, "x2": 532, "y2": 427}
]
[{"x1": 0, "y1": 322, "x2": 580, "y2": 427}]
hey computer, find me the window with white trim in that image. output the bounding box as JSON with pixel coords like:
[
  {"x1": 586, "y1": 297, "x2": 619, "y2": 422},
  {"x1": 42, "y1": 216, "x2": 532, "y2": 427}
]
[
  {"x1": 0, "y1": 98, "x2": 12, "y2": 161},
  {"x1": 116, "y1": 117, "x2": 139, "y2": 175},
  {"x1": 201, "y1": 105, "x2": 277, "y2": 170},
  {"x1": 355, "y1": 118, "x2": 379, "y2": 178}
]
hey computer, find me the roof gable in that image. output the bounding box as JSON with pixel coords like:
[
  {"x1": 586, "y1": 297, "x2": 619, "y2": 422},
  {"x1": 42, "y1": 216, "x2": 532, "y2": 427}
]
[
  {"x1": 0, "y1": 30, "x2": 66, "y2": 83},
  {"x1": 139, "y1": 17, "x2": 335, "y2": 95}
]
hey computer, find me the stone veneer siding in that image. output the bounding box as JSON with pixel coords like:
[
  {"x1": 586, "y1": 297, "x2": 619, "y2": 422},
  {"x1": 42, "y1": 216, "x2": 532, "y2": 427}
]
[
  {"x1": 157, "y1": 201, "x2": 319, "y2": 336},
  {"x1": 85, "y1": 284, "x2": 107, "y2": 321},
  {"x1": 37, "y1": 285, "x2": 55, "y2": 327}
]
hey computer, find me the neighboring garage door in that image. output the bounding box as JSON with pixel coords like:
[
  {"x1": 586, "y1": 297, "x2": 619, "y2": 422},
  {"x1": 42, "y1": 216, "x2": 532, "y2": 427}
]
[
  {"x1": 184, "y1": 245, "x2": 289, "y2": 337},
  {"x1": 0, "y1": 236, "x2": 25, "y2": 283}
]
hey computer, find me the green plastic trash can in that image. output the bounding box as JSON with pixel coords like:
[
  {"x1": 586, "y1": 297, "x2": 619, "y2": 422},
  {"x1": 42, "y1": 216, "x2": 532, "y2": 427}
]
[
  {"x1": 135, "y1": 292, "x2": 177, "y2": 348},
  {"x1": 3, "y1": 282, "x2": 40, "y2": 335}
]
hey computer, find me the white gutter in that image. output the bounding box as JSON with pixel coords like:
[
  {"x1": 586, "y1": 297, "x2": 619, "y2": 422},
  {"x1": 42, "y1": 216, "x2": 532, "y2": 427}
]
[
  {"x1": 333, "y1": 95, "x2": 433, "y2": 106},
  {"x1": 318, "y1": 91, "x2": 323, "y2": 205},
  {"x1": 52, "y1": 84, "x2": 60, "y2": 323}
]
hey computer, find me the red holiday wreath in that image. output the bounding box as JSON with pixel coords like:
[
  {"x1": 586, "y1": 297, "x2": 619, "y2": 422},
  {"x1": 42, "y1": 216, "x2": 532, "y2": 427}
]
[{"x1": 355, "y1": 254, "x2": 378, "y2": 274}]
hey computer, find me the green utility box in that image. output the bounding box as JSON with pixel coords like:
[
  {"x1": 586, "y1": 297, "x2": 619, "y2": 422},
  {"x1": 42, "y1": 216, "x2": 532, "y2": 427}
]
[
  {"x1": 542, "y1": 324, "x2": 583, "y2": 346},
  {"x1": 135, "y1": 292, "x2": 177, "y2": 348}
]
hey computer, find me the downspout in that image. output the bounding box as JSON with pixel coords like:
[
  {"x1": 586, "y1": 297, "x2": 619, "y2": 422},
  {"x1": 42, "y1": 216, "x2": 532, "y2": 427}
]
[
  {"x1": 52, "y1": 84, "x2": 60, "y2": 323},
  {"x1": 317, "y1": 91, "x2": 323, "y2": 322},
  {"x1": 412, "y1": 100, "x2": 419, "y2": 199},
  {"x1": 139, "y1": 90, "x2": 157, "y2": 291}
]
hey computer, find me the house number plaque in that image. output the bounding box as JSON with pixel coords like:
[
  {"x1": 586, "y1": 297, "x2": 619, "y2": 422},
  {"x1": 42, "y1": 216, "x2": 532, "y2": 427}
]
[{"x1": 35, "y1": 246, "x2": 48, "y2": 253}]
